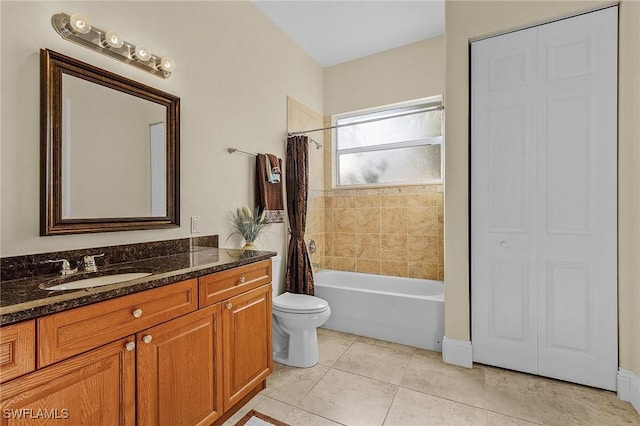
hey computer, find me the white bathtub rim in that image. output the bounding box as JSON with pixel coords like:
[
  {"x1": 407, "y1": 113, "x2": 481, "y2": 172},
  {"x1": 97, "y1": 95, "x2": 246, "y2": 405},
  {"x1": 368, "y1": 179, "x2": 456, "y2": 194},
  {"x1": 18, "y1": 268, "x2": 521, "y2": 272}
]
[{"x1": 314, "y1": 269, "x2": 444, "y2": 301}]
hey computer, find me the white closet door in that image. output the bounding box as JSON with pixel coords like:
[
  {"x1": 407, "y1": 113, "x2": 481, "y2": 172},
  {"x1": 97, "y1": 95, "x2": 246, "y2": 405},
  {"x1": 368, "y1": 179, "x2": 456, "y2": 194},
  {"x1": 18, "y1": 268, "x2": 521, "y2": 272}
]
[
  {"x1": 536, "y1": 7, "x2": 618, "y2": 390},
  {"x1": 471, "y1": 27, "x2": 539, "y2": 374},
  {"x1": 471, "y1": 7, "x2": 618, "y2": 391}
]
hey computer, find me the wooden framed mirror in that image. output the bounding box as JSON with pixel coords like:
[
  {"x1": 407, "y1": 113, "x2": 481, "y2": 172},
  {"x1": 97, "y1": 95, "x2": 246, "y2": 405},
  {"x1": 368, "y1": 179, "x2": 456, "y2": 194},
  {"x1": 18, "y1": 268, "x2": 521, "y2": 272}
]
[{"x1": 40, "y1": 49, "x2": 180, "y2": 235}]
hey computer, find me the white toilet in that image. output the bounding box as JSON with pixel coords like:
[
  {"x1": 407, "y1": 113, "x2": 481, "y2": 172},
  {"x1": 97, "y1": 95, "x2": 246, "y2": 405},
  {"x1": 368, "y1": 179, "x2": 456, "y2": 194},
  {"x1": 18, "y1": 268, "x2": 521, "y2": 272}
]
[{"x1": 271, "y1": 255, "x2": 331, "y2": 368}]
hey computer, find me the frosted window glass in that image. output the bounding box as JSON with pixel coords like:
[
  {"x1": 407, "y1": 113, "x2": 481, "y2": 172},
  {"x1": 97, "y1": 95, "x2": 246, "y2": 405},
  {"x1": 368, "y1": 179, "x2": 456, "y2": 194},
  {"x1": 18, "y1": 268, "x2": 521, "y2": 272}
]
[
  {"x1": 337, "y1": 109, "x2": 441, "y2": 149},
  {"x1": 335, "y1": 102, "x2": 443, "y2": 186}
]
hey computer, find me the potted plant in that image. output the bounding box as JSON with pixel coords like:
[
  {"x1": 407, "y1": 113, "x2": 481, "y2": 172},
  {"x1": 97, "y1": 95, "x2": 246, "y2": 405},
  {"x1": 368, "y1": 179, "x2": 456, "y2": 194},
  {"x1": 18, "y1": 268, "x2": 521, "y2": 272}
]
[{"x1": 228, "y1": 206, "x2": 268, "y2": 250}]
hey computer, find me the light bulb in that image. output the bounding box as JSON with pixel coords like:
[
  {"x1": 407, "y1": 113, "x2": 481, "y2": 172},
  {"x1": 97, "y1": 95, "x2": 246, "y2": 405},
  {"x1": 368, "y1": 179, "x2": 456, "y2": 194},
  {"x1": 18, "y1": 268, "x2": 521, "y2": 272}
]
[
  {"x1": 104, "y1": 30, "x2": 124, "y2": 48},
  {"x1": 134, "y1": 45, "x2": 152, "y2": 62},
  {"x1": 159, "y1": 57, "x2": 175, "y2": 73},
  {"x1": 69, "y1": 13, "x2": 91, "y2": 34}
]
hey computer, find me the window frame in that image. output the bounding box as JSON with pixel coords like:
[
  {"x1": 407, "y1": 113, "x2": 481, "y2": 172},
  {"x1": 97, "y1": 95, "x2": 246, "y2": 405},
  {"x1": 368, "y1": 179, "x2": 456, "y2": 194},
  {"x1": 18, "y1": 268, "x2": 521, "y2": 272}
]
[{"x1": 332, "y1": 97, "x2": 444, "y2": 189}]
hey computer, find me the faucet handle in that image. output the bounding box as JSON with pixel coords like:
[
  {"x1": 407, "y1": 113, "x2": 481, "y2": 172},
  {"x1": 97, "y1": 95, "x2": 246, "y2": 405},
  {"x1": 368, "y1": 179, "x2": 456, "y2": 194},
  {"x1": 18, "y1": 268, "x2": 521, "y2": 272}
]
[
  {"x1": 43, "y1": 259, "x2": 77, "y2": 275},
  {"x1": 82, "y1": 254, "x2": 104, "y2": 272}
]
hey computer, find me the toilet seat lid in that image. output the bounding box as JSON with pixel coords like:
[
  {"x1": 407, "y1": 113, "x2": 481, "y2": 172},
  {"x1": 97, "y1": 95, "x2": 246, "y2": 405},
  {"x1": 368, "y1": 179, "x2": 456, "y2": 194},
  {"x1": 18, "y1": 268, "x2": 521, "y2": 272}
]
[{"x1": 273, "y1": 292, "x2": 329, "y2": 314}]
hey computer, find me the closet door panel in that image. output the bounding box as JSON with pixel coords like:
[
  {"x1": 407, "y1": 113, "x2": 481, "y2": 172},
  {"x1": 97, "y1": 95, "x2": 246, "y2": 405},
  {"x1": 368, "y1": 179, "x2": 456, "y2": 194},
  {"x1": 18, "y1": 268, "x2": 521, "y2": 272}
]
[
  {"x1": 536, "y1": 7, "x2": 618, "y2": 390},
  {"x1": 471, "y1": 28, "x2": 538, "y2": 372}
]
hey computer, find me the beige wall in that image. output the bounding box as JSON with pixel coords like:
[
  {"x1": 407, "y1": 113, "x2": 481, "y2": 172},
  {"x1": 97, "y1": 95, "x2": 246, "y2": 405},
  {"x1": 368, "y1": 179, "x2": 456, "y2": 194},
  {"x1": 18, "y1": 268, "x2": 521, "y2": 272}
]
[
  {"x1": 444, "y1": 0, "x2": 640, "y2": 377},
  {"x1": 324, "y1": 36, "x2": 444, "y2": 115},
  {"x1": 0, "y1": 1, "x2": 323, "y2": 257}
]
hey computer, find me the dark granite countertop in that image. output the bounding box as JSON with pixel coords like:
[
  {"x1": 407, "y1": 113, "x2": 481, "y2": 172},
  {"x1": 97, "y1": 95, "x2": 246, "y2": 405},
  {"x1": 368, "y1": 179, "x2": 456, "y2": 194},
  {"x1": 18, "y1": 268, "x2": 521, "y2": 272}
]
[{"x1": 0, "y1": 247, "x2": 275, "y2": 326}]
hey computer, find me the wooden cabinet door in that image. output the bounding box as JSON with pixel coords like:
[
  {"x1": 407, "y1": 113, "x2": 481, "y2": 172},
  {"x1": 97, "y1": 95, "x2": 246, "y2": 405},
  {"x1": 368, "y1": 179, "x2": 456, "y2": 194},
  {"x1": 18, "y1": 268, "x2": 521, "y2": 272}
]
[
  {"x1": 222, "y1": 284, "x2": 272, "y2": 410},
  {"x1": 0, "y1": 321, "x2": 35, "y2": 383},
  {"x1": 137, "y1": 304, "x2": 223, "y2": 426},
  {"x1": 0, "y1": 337, "x2": 135, "y2": 426}
]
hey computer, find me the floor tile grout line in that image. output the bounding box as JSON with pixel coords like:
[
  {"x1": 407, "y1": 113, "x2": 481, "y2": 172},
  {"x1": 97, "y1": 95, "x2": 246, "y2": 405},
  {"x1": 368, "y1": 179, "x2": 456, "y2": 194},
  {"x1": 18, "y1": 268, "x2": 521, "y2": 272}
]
[
  {"x1": 291, "y1": 362, "x2": 332, "y2": 408},
  {"x1": 284, "y1": 404, "x2": 349, "y2": 426},
  {"x1": 484, "y1": 408, "x2": 545, "y2": 426},
  {"x1": 380, "y1": 384, "x2": 401, "y2": 426}
]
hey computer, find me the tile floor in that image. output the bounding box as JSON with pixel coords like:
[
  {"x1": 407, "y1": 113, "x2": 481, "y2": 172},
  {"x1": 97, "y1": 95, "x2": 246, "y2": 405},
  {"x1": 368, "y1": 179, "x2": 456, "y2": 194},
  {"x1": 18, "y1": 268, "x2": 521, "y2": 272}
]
[{"x1": 224, "y1": 328, "x2": 640, "y2": 426}]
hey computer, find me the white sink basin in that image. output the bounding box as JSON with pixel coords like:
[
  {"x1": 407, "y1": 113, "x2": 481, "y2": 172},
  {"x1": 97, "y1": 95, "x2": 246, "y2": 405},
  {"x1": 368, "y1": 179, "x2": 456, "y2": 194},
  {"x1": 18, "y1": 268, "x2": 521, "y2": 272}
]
[{"x1": 45, "y1": 272, "x2": 152, "y2": 291}]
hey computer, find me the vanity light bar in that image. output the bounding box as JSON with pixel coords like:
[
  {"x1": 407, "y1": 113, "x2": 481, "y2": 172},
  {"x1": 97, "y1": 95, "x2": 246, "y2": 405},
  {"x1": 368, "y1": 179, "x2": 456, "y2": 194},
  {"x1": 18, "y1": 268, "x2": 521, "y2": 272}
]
[{"x1": 51, "y1": 13, "x2": 175, "y2": 79}]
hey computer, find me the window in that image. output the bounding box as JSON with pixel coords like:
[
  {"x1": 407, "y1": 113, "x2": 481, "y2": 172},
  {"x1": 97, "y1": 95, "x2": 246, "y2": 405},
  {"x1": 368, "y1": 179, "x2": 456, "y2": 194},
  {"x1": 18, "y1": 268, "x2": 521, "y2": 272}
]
[{"x1": 334, "y1": 98, "x2": 443, "y2": 187}]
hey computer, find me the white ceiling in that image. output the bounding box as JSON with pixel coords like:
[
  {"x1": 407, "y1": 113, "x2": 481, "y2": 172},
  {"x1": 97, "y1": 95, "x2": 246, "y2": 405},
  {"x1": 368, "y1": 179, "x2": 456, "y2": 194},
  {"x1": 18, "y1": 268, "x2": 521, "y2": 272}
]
[{"x1": 252, "y1": 1, "x2": 445, "y2": 67}]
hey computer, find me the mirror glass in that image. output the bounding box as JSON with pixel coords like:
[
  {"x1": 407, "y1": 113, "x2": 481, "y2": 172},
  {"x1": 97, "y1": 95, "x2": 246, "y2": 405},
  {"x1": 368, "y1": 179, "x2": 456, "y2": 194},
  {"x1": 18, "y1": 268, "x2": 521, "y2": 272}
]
[
  {"x1": 41, "y1": 49, "x2": 180, "y2": 235},
  {"x1": 61, "y1": 75, "x2": 167, "y2": 218}
]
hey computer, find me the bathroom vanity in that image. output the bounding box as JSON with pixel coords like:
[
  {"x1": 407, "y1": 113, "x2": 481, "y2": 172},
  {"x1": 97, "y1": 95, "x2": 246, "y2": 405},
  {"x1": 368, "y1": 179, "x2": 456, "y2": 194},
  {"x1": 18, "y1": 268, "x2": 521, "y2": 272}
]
[{"x1": 0, "y1": 239, "x2": 274, "y2": 425}]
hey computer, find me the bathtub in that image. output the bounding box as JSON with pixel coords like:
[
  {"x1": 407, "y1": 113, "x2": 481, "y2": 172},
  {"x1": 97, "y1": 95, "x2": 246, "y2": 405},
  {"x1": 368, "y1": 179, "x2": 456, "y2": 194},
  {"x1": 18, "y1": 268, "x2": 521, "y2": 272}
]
[{"x1": 314, "y1": 269, "x2": 444, "y2": 352}]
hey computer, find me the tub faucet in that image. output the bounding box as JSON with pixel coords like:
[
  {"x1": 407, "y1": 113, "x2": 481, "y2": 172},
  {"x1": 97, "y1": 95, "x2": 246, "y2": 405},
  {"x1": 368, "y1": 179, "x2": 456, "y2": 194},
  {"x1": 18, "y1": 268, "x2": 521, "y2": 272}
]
[{"x1": 308, "y1": 239, "x2": 317, "y2": 254}]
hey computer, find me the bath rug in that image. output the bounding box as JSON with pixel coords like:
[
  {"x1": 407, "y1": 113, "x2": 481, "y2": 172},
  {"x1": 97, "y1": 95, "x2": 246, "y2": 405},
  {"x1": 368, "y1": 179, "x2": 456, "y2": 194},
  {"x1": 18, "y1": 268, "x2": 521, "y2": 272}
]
[{"x1": 234, "y1": 409, "x2": 289, "y2": 426}]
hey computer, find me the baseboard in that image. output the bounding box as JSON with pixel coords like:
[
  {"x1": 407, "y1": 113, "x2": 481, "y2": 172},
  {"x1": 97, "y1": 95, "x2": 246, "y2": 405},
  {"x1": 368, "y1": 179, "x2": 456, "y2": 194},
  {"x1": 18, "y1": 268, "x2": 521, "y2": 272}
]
[
  {"x1": 618, "y1": 369, "x2": 640, "y2": 414},
  {"x1": 442, "y1": 337, "x2": 473, "y2": 368}
]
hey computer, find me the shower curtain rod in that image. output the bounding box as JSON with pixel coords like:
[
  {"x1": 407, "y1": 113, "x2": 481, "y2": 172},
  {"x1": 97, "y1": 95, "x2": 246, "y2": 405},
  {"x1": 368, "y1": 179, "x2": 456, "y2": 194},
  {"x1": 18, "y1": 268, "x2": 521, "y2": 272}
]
[{"x1": 287, "y1": 104, "x2": 444, "y2": 136}]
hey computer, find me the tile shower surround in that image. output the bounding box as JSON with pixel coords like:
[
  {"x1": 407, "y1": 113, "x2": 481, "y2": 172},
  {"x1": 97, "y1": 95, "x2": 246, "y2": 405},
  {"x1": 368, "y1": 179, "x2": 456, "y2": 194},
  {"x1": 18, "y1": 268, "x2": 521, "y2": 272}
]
[{"x1": 306, "y1": 186, "x2": 444, "y2": 280}]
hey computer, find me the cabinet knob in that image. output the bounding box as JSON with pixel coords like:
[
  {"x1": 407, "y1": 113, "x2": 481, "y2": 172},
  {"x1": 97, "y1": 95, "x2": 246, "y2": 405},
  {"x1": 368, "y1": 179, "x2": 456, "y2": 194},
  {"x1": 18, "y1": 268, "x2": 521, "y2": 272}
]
[
  {"x1": 226, "y1": 302, "x2": 233, "y2": 310},
  {"x1": 132, "y1": 309, "x2": 143, "y2": 318},
  {"x1": 499, "y1": 240, "x2": 509, "y2": 248},
  {"x1": 142, "y1": 335, "x2": 153, "y2": 344},
  {"x1": 125, "y1": 342, "x2": 136, "y2": 352},
  {"x1": 237, "y1": 276, "x2": 246, "y2": 285}
]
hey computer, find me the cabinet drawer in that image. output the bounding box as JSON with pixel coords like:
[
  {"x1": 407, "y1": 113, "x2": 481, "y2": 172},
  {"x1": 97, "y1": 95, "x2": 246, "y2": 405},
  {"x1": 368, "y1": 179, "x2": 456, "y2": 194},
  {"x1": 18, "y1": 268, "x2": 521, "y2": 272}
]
[
  {"x1": 38, "y1": 279, "x2": 198, "y2": 368},
  {"x1": 0, "y1": 321, "x2": 35, "y2": 383},
  {"x1": 199, "y1": 260, "x2": 271, "y2": 307}
]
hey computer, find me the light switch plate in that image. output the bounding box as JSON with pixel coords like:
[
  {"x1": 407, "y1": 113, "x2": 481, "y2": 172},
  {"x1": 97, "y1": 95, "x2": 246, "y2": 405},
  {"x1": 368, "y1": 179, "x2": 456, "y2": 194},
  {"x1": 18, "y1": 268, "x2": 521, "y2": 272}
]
[{"x1": 190, "y1": 216, "x2": 200, "y2": 233}]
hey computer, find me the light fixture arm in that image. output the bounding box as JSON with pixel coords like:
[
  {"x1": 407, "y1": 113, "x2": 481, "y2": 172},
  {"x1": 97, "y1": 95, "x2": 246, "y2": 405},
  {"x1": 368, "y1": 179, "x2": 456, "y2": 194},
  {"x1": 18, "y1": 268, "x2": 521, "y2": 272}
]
[{"x1": 51, "y1": 12, "x2": 174, "y2": 79}]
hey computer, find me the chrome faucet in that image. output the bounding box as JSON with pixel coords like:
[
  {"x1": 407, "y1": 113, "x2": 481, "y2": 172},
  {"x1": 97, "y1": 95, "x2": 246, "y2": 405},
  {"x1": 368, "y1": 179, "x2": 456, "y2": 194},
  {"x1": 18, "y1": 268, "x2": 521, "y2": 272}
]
[
  {"x1": 82, "y1": 254, "x2": 105, "y2": 272},
  {"x1": 43, "y1": 259, "x2": 78, "y2": 276},
  {"x1": 308, "y1": 239, "x2": 317, "y2": 254}
]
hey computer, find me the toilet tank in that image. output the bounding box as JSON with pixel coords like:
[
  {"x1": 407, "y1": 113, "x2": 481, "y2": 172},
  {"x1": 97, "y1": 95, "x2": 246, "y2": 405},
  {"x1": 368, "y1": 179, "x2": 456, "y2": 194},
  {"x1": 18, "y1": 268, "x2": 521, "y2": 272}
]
[{"x1": 271, "y1": 255, "x2": 282, "y2": 296}]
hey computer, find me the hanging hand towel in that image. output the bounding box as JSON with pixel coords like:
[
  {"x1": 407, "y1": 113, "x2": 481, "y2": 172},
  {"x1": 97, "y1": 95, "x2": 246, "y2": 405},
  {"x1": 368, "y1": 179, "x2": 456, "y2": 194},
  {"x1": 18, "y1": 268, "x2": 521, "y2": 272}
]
[
  {"x1": 256, "y1": 153, "x2": 285, "y2": 223},
  {"x1": 265, "y1": 154, "x2": 281, "y2": 183}
]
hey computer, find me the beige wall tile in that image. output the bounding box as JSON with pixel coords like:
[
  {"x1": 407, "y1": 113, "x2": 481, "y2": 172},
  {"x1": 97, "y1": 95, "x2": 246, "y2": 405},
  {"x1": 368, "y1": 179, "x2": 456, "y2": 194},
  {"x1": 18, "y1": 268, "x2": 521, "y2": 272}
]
[
  {"x1": 381, "y1": 195, "x2": 408, "y2": 207},
  {"x1": 408, "y1": 262, "x2": 439, "y2": 280},
  {"x1": 325, "y1": 209, "x2": 333, "y2": 233},
  {"x1": 438, "y1": 265, "x2": 445, "y2": 281},
  {"x1": 332, "y1": 257, "x2": 356, "y2": 271},
  {"x1": 407, "y1": 207, "x2": 439, "y2": 236},
  {"x1": 380, "y1": 207, "x2": 408, "y2": 234},
  {"x1": 406, "y1": 192, "x2": 440, "y2": 207},
  {"x1": 319, "y1": 186, "x2": 444, "y2": 279},
  {"x1": 325, "y1": 197, "x2": 334, "y2": 209},
  {"x1": 332, "y1": 209, "x2": 356, "y2": 233},
  {"x1": 332, "y1": 196, "x2": 356, "y2": 208},
  {"x1": 307, "y1": 210, "x2": 323, "y2": 234},
  {"x1": 381, "y1": 234, "x2": 408, "y2": 261},
  {"x1": 325, "y1": 232, "x2": 334, "y2": 256},
  {"x1": 357, "y1": 259, "x2": 381, "y2": 274},
  {"x1": 356, "y1": 208, "x2": 381, "y2": 234},
  {"x1": 356, "y1": 234, "x2": 381, "y2": 259},
  {"x1": 333, "y1": 233, "x2": 355, "y2": 257},
  {"x1": 356, "y1": 195, "x2": 381, "y2": 208},
  {"x1": 381, "y1": 261, "x2": 408, "y2": 277},
  {"x1": 407, "y1": 235, "x2": 439, "y2": 263},
  {"x1": 323, "y1": 256, "x2": 334, "y2": 269}
]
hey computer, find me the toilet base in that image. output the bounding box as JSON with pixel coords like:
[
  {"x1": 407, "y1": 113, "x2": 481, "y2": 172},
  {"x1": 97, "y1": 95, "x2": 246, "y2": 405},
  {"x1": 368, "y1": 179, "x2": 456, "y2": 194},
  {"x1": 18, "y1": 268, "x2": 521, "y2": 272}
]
[{"x1": 273, "y1": 328, "x2": 320, "y2": 368}]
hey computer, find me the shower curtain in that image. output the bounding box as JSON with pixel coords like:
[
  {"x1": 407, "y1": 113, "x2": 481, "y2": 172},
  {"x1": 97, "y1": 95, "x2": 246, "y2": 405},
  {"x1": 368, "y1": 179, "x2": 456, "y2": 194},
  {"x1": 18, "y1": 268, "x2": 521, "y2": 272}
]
[{"x1": 285, "y1": 135, "x2": 314, "y2": 295}]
